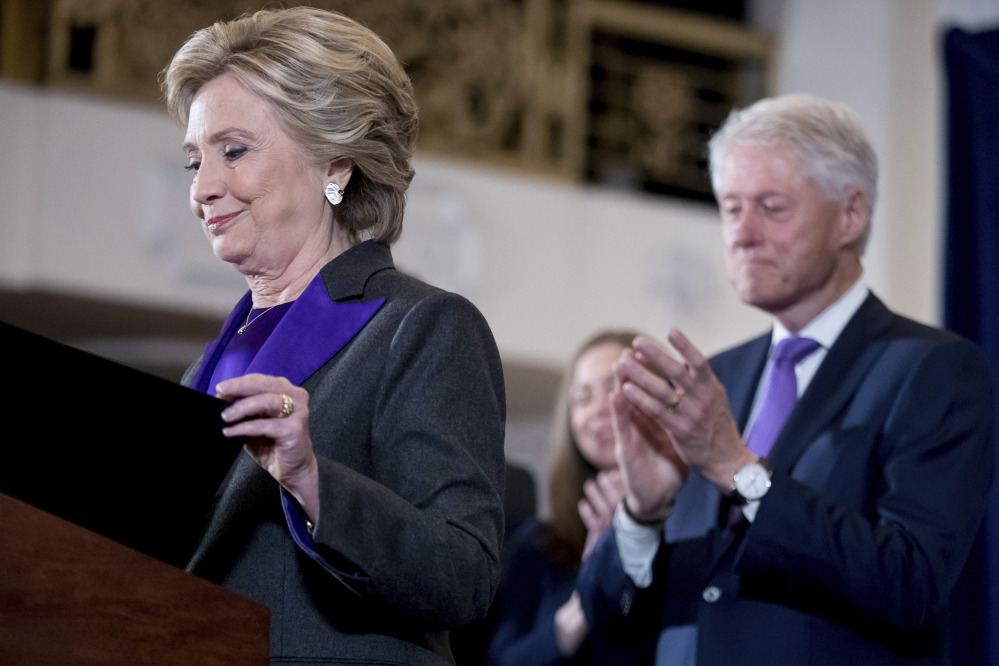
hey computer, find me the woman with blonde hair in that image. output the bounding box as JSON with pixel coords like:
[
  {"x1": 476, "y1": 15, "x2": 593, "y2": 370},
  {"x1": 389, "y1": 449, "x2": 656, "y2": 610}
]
[
  {"x1": 162, "y1": 8, "x2": 505, "y2": 664},
  {"x1": 486, "y1": 330, "x2": 655, "y2": 665}
]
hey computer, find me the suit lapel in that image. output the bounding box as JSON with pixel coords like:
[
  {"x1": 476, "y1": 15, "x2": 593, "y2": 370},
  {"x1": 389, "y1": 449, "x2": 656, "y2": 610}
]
[
  {"x1": 190, "y1": 243, "x2": 391, "y2": 393},
  {"x1": 245, "y1": 273, "x2": 384, "y2": 385},
  {"x1": 768, "y1": 294, "x2": 895, "y2": 475}
]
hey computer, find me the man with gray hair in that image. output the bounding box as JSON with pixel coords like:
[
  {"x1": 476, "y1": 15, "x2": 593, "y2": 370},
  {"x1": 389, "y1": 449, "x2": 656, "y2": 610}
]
[{"x1": 577, "y1": 93, "x2": 993, "y2": 665}]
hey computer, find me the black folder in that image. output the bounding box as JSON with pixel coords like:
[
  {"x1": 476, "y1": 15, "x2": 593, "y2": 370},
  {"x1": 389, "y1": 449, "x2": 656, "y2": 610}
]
[{"x1": 0, "y1": 320, "x2": 243, "y2": 569}]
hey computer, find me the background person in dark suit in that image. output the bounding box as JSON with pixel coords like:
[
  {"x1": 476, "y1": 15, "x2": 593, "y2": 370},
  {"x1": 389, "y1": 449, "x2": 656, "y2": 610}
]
[
  {"x1": 577, "y1": 93, "x2": 994, "y2": 665},
  {"x1": 162, "y1": 8, "x2": 505, "y2": 664}
]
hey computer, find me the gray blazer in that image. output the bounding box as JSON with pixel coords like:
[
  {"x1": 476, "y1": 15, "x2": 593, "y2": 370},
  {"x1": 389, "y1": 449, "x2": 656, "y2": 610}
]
[{"x1": 183, "y1": 241, "x2": 506, "y2": 665}]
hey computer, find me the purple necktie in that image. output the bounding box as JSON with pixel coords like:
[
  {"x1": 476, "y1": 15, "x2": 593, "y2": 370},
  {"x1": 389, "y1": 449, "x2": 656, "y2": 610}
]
[{"x1": 745, "y1": 336, "x2": 821, "y2": 457}]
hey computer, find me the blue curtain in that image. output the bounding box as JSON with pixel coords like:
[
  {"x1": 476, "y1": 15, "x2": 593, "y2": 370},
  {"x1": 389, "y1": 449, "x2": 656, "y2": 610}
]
[{"x1": 943, "y1": 25, "x2": 999, "y2": 666}]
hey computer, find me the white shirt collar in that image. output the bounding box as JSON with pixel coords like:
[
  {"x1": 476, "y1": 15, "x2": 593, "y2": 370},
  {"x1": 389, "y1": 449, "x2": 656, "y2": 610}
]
[{"x1": 771, "y1": 278, "x2": 870, "y2": 352}]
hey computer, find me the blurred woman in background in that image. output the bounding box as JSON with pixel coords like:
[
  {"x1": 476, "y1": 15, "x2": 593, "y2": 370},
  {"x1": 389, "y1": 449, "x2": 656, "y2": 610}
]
[{"x1": 486, "y1": 330, "x2": 655, "y2": 666}]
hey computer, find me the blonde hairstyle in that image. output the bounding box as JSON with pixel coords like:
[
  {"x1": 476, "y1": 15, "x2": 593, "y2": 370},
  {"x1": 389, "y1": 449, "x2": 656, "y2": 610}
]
[
  {"x1": 161, "y1": 6, "x2": 418, "y2": 245},
  {"x1": 545, "y1": 329, "x2": 639, "y2": 567},
  {"x1": 708, "y1": 93, "x2": 877, "y2": 252}
]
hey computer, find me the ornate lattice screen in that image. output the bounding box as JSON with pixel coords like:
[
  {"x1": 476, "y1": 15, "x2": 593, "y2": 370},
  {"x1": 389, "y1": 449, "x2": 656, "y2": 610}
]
[{"x1": 1, "y1": 0, "x2": 770, "y2": 200}]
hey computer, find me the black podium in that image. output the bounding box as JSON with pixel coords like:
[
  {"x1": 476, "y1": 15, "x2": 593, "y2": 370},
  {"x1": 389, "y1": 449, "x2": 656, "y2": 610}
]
[
  {"x1": 0, "y1": 320, "x2": 245, "y2": 569},
  {"x1": 0, "y1": 320, "x2": 268, "y2": 663}
]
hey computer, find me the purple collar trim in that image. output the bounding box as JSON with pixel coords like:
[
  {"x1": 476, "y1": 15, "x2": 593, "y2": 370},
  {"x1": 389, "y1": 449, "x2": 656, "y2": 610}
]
[{"x1": 191, "y1": 274, "x2": 384, "y2": 393}]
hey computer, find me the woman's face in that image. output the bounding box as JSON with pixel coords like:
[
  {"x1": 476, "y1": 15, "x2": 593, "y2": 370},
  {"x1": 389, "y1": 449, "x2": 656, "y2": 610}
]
[
  {"x1": 568, "y1": 342, "x2": 625, "y2": 471},
  {"x1": 183, "y1": 74, "x2": 334, "y2": 276}
]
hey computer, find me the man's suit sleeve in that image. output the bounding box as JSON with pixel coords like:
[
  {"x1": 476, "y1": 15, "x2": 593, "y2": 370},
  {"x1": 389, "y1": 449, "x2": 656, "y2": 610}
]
[
  {"x1": 577, "y1": 526, "x2": 665, "y2": 647},
  {"x1": 734, "y1": 336, "x2": 994, "y2": 632},
  {"x1": 578, "y1": 525, "x2": 712, "y2": 647}
]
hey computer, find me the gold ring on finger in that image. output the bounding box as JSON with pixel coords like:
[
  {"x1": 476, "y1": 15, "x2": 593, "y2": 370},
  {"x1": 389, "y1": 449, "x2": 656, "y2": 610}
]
[{"x1": 279, "y1": 394, "x2": 294, "y2": 418}]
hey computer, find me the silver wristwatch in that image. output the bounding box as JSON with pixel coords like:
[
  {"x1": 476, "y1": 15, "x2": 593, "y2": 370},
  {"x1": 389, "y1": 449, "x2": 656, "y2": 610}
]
[{"x1": 730, "y1": 457, "x2": 772, "y2": 505}]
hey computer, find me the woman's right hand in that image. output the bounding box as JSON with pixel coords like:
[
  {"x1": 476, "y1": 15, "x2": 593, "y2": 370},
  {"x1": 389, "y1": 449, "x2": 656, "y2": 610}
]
[
  {"x1": 578, "y1": 469, "x2": 625, "y2": 561},
  {"x1": 554, "y1": 591, "x2": 589, "y2": 657},
  {"x1": 217, "y1": 373, "x2": 320, "y2": 523}
]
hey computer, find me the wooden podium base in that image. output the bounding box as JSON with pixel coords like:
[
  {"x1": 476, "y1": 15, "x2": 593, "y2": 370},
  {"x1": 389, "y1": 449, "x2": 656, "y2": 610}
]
[{"x1": 0, "y1": 493, "x2": 269, "y2": 665}]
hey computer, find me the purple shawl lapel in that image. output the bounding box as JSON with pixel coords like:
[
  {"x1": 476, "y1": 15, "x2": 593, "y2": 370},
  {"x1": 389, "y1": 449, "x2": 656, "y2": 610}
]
[{"x1": 189, "y1": 269, "x2": 384, "y2": 394}]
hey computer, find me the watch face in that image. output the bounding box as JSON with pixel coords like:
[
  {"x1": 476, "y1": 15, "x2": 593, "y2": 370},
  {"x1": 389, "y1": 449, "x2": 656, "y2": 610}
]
[{"x1": 735, "y1": 463, "x2": 771, "y2": 501}]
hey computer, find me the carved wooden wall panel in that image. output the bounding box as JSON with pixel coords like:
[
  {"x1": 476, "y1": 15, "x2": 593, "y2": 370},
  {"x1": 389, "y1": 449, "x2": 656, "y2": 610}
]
[{"x1": 1, "y1": 0, "x2": 770, "y2": 200}]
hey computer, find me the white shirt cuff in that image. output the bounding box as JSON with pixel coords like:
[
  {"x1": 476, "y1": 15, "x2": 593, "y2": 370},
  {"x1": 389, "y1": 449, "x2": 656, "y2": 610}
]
[{"x1": 613, "y1": 504, "x2": 662, "y2": 588}]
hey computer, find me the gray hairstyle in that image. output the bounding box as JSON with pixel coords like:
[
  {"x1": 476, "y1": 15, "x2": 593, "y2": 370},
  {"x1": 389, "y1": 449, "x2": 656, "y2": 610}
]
[{"x1": 708, "y1": 94, "x2": 877, "y2": 249}]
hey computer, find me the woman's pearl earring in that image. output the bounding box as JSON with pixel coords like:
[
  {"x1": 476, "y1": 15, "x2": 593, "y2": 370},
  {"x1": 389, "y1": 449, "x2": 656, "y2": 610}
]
[{"x1": 325, "y1": 183, "x2": 344, "y2": 205}]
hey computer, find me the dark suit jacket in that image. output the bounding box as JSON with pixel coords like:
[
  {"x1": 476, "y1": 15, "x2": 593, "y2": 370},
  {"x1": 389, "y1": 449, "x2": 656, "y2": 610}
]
[
  {"x1": 183, "y1": 241, "x2": 506, "y2": 665},
  {"x1": 579, "y1": 294, "x2": 994, "y2": 665},
  {"x1": 486, "y1": 518, "x2": 655, "y2": 666}
]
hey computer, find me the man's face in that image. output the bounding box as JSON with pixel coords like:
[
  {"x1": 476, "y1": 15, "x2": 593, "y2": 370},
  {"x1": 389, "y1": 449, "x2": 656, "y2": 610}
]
[{"x1": 717, "y1": 143, "x2": 850, "y2": 322}]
